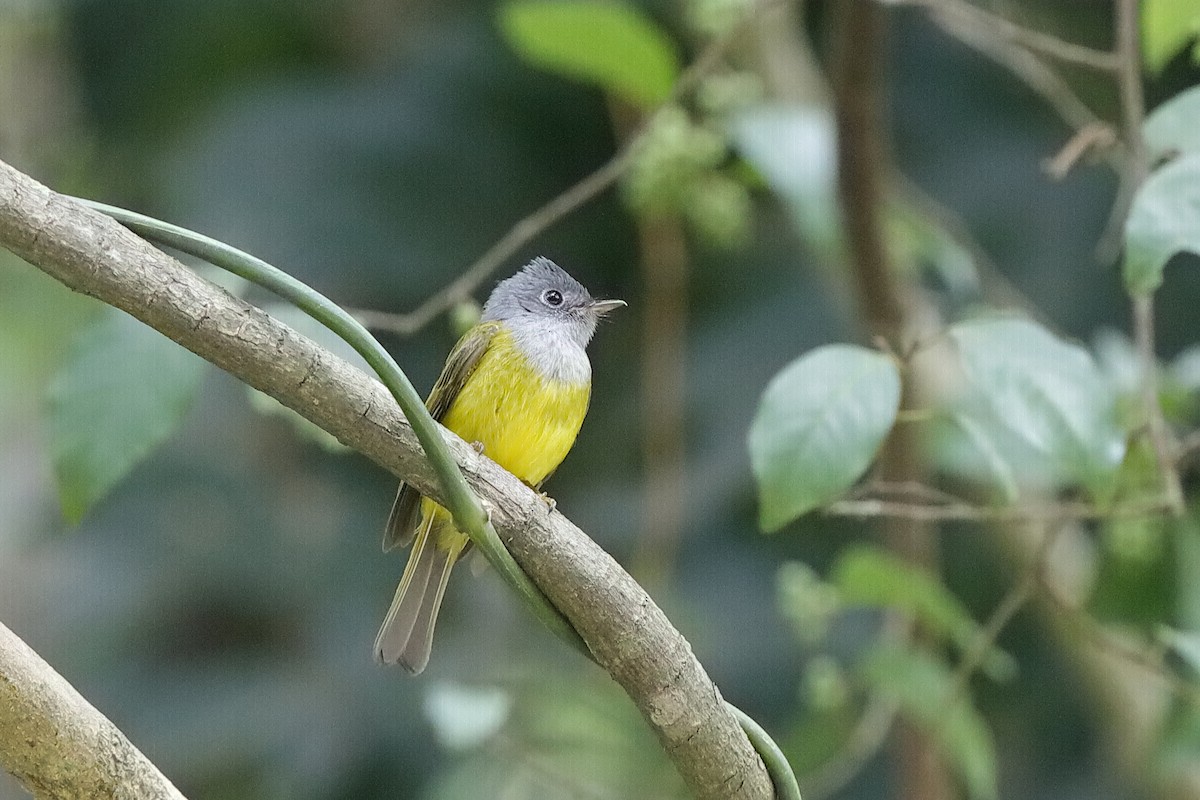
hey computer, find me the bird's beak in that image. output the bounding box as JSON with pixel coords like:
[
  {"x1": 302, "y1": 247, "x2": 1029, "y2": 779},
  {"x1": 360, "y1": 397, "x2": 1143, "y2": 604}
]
[{"x1": 589, "y1": 298, "x2": 627, "y2": 316}]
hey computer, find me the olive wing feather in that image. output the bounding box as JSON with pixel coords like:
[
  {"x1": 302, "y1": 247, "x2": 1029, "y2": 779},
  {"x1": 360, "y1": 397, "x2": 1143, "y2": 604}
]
[{"x1": 382, "y1": 321, "x2": 502, "y2": 551}]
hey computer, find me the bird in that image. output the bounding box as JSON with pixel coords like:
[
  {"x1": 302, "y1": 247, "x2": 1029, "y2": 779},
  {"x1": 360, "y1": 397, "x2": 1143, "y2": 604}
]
[{"x1": 374, "y1": 257, "x2": 625, "y2": 673}]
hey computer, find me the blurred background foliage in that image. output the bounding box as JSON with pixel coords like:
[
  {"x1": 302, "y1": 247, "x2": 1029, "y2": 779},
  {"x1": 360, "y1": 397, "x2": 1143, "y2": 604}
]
[{"x1": 2, "y1": 0, "x2": 1200, "y2": 798}]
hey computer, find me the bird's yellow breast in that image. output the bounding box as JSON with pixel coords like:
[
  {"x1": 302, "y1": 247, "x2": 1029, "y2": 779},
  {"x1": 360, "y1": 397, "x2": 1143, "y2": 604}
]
[{"x1": 440, "y1": 328, "x2": 591, "y2": 487}]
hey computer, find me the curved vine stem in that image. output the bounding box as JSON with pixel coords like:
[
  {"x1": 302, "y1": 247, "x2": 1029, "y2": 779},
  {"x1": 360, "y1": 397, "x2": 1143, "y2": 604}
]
[{"x1": 77, "y1": 198, "x2": 801, "y2": 800}]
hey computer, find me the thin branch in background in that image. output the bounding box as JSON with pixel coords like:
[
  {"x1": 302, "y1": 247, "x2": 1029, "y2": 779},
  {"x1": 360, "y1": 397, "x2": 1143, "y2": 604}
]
[
  {"x1": 1132, "y1": 295, "x2": 1185, "y2": 514},
  {"x1": 891, "y1": 0, "x2": 1120, "y2": 72},
  {"x1": 849, "y1": 479, "x2": 974, "y2": 507},
  {"x1": 938, "y1": 524, "x2": 1061, "y2": 726},
  {"x1": 801, "y1": 694, "x2": 901, "y2": 800},
  {"x1": 1043, "y1": 121, "x2": 1119, "y2": 180},
  {"x1": 350, "y1": 0, "x2": 777, "y2": 337},
  {"x1": 1109, "y1": 0, "x2": 1185, "y2": 516},
  {"x1": 1096, "y1": 0, "x2": 1147, "y2": 262},
  {"x1": 631, "y1": 212, "x2": 690, "y2": 589},
  {"x1": 826, "y1": 496, "x2": 1174, "y2": 523},
  {"x1": 1038, "y1": 572, "x2": 1200, "y2": 708},
  {"x1": 799, "y1": 613, "x2": 918, "y2": 800},
  {"x1": 903, "y1": 0, "x2": 1115, "y2": 154},
  {"x1": 894, "y1": 177, "x2": 1051, "y2": 320}
]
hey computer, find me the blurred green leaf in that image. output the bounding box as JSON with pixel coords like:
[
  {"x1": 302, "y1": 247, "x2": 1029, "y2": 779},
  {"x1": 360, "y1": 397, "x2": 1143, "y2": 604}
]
[
  {"x1": 749, "y1": 344, "x2": 900, "y2": 531},
  {"x1": 732, "y1": 105, "x2": 841, "y2": 260},
  {"x1": 498, "y1": 0, "x2": 679, "y2": 109},
  {"x1": 1159, "y1": 626, "x2": 1200, "y2": 675},
  {"x1": 424, "y1": 683, "x2": 513, "y2": 751},
  {"x1": 861, "y1": 646, "x2": 998, "y2": 800},
  {"x1": 834, "y1": 546, "x2": 1015, "y2": 681},
  {"x1": 949, "y1": 316, "x2": 1124, "y2": 496},
  {"x1": 803, "y1": 654, "x2": 850, "y2": 710},
  {"x1": 1174, "y1": 517, "x2": 1200, "y2": 632},
  {"x1": 1141, "y1": 0, "x2": 1200, "y2": 74},
  {"x1": 1091, "y1": 516, "x2": 1175, "y2": 627},
  {"x1": 0, "y1": 252, "x2": 101, "y2": 412},
  {"x1": 1154, "y1": 699, "x2": 1200, "y2": 783},
  {"x1": 46, "y1": 310, "x2": 207, "y2": 522},
  {"x1": 428, "y1": 676, "x2": 688, "y2": 800},
  {"x1": 1145, "y1": 85, "x2": 1200, "y2": 163},
  {"x1": 946, "y1": 411, "x2": 1019, "y2": 503},
  {"x1": 835, "y1": 546, "x2": 971, "y2": 638},
  {"x1": 1124, "y1": 154, "x2": 1200, "y2": 295},
  {"x1": 777, "y1": 561, "x2": 840, "y2": 643}
]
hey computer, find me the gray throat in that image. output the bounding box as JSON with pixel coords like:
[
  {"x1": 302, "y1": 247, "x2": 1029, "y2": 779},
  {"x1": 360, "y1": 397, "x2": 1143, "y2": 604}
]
[{"x1": 507, "y1": 319, "x2": 593, "y2": 385}]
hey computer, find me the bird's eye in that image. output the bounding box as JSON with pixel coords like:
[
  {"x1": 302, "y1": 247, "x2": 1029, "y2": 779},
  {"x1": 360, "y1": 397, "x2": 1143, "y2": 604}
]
[{"x1": 542, "y1": 289, "x2": 564, "y2": 307}]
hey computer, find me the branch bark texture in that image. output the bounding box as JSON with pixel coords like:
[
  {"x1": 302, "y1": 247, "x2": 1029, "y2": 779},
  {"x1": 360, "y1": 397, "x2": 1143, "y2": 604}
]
[
  {"x1": 0, "y1": 159, "x2": 772, "y2": 800},
  {"x1": 0, "y1": 621, "x2": 187, "y2": 800}
]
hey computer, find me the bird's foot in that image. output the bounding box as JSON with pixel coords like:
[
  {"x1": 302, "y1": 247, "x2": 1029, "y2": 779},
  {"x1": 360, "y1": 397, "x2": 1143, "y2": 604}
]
[
  {"x1": 470, "y1": 440, "x2": 486, "y2": 455},
  {"x1": 538, "y1": 492, "x2": 557, "y2": 513}
]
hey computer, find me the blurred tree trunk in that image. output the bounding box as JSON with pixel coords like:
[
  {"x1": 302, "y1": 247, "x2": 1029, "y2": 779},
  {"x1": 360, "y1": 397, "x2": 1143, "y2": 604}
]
[{"x1": 830, "y1": 2, "x2": 954, "y2": 798}]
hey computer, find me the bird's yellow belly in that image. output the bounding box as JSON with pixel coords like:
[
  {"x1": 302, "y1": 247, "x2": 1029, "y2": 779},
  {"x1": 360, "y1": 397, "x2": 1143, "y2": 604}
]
[{"x1": 439, "y1": 334, "x2": 591, "y2": 487}]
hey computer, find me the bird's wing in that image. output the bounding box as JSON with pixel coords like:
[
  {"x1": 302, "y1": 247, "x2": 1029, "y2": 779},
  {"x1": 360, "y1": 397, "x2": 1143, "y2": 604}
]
[{"x1": 382, "y1": 321, "x2": 502, "y2": 551}]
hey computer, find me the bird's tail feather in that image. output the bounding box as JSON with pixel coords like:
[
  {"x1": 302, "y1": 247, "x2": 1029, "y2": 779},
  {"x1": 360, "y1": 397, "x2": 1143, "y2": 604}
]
[{"x1": 374, "y1": 516, "x2": 458, "y2": 674}]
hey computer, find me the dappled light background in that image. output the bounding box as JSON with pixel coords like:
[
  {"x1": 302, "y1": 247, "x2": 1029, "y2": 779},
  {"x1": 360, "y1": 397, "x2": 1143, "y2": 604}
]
[{"x1": 2, "y1": 1, "x2": 1200, "y2": 799}]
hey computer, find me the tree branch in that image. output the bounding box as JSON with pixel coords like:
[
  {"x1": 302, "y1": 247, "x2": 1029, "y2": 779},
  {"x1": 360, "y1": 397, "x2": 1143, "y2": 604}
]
[
  {"x1": 893, "y1": 0, "x2": 1120, "y2": 72},
  {"x1": 0, "y1": 621, "x2": 188, "y2": 800},
  {"x1": 0, "y1": 159, "x2": 774, "y2": 800}
]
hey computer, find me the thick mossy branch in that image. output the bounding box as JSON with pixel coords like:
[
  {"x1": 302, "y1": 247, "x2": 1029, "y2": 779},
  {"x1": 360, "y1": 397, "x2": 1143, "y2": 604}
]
[{"x1": 0, "y1": 159, "x2": 774, "y2": 800}]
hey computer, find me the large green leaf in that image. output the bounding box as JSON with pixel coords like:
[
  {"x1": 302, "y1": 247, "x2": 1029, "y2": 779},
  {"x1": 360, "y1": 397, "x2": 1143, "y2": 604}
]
[
  {"x1": 861, "y1": 646, "x2": 998, "y2": 800},
  {"x1": 498, "y1": 0, "x2": 679, "y2": 109},
  {"x1": 1142, "y1": 0, "x2": 1200, "y2": 74},
  {"x1": 1124, "y1": 154, "x2": 1200, "y2": 295},
  {"x1": 1145, "y1": 85, "x2": 1200, "y2": 163},
  {"x1": 749, "y1": 344, "x2": 900, "y2": 531},
  {"x1": 834, "y1": 546, "x2": 1015, "y2": 680},
  {"x1": 949, "y1": 317, "x2": 1124, "y2": 496},
  {"x1": 732, "y1": 105, "x2": 841, "y2": 260},
  {"x1": 46, "y1": 310, "x2": 208, "y2": 522}
]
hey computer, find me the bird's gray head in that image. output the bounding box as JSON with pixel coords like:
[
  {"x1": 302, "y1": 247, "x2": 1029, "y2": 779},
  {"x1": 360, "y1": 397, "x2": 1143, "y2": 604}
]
[{"x1": 482, "y1": 257, "x2": 624, "y2": 350}]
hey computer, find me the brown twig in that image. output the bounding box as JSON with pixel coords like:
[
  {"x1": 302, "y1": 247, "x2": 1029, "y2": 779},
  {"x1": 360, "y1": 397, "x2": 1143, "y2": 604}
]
[
  {"x1": 906, "y1": 0, "x2": 1113, "y2": 149},
  {"x1": 894, "y1": 0, "x2": 1119, "y2": 72},
  {"x1": 1109, "y1": 0, "x2": 1185, "y2": 516},
  {"x1": 1038, "y1": 572, "x2": 1200, "y2": 707},
  {"x1": 799, "y1": 613, "x2": 918, "y2": 800},
  {"x1": 800, "y1": 693, "x2": 900, "y2": 800},
  {"x1": 630, "y1": 212, "x2": 690, "y2": 589},
  {"x1": 826, "y1": 497, "x2": 1174, "y2": 523},
  {"x1": 937, "y1": 524, "x2": 1061, "y2": 729},
  {"x1": 1043, "y1": 122, "x2": 1120, "y2": 180},
  {"x1": 354, "y1": 0, "x2": 776, "y2": 336}
]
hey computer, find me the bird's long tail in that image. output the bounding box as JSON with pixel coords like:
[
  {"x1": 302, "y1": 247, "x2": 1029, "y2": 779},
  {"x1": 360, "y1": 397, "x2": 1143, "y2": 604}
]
[{"x1": 374, "y1": 512, "x2": 461, "y2": 674}]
